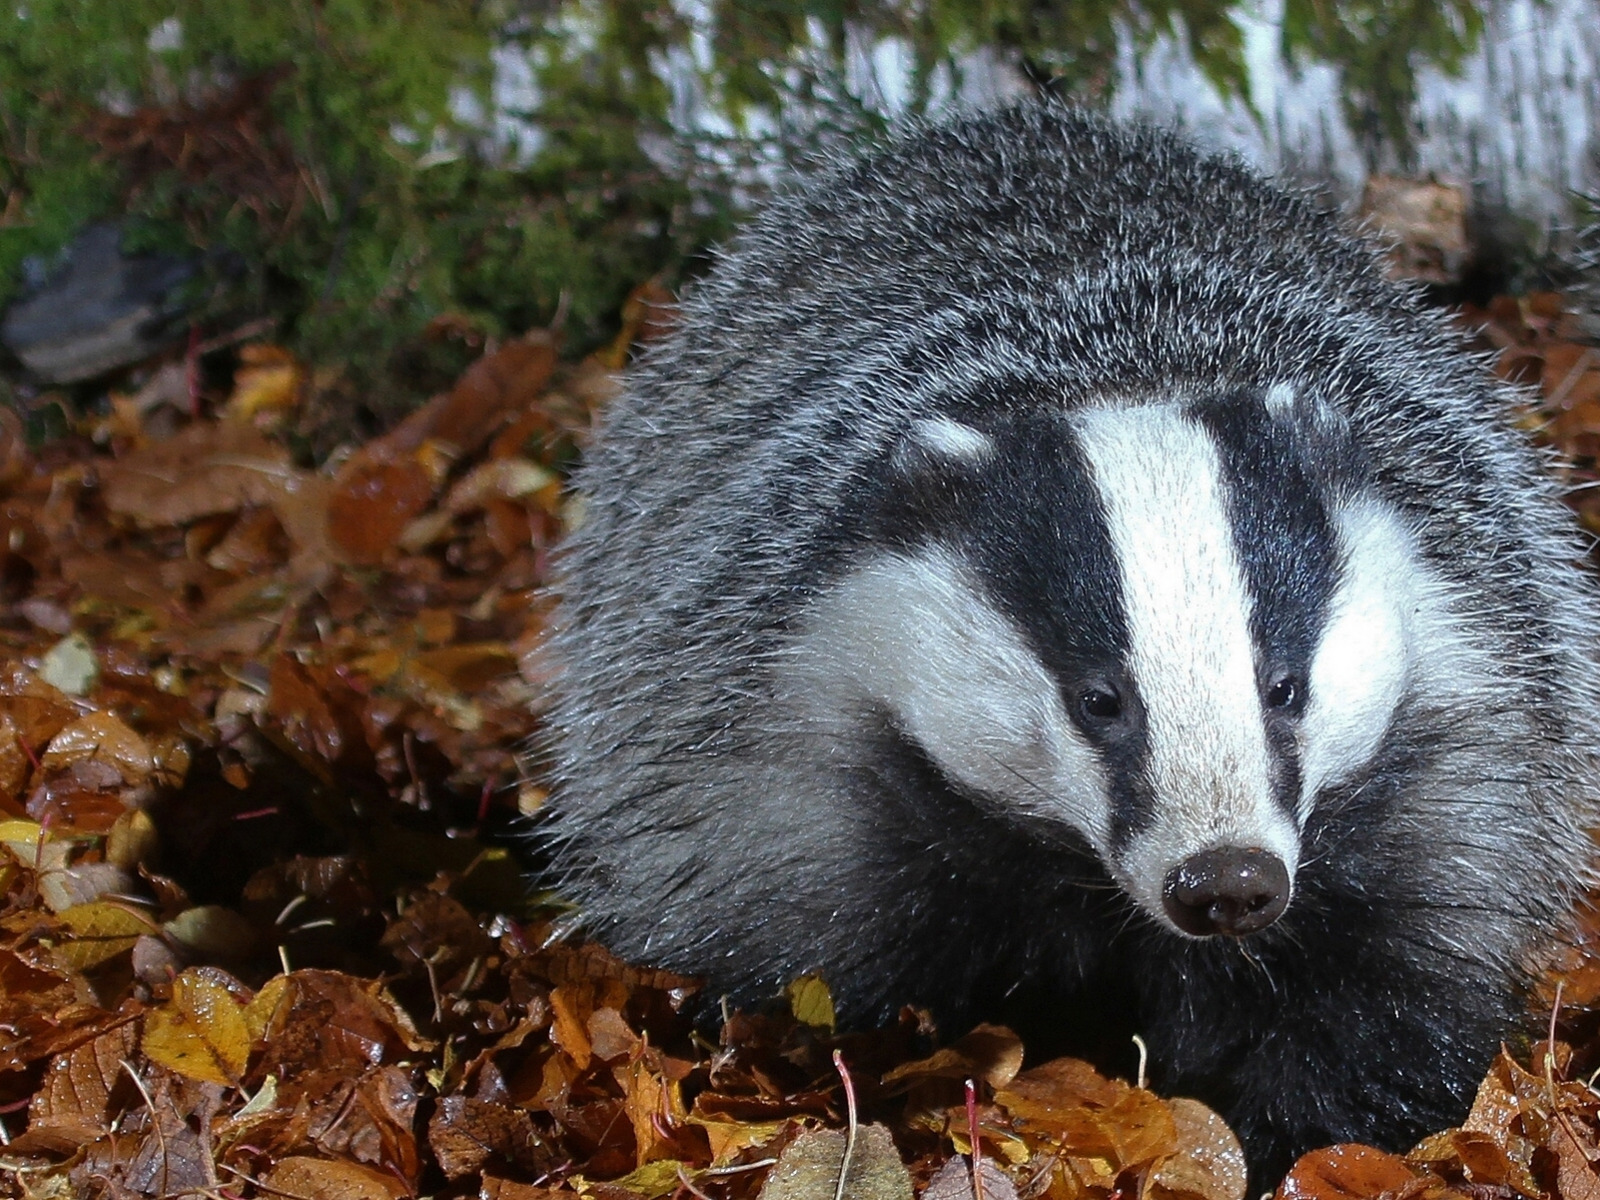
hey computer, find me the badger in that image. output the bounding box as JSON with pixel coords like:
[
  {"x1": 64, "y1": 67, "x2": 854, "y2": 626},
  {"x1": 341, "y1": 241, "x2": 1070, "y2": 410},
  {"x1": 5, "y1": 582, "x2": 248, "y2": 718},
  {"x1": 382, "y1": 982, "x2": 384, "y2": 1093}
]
[{"x1": 543, "y1": 104, "x2": 1600, "y2": 1178}]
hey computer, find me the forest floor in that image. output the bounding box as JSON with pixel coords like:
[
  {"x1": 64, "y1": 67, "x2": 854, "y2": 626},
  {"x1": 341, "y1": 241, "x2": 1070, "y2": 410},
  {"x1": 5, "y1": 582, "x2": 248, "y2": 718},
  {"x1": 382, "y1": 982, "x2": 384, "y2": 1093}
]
[{"x1": 2, "y1": 293, "x2": 1600, "y2": 1200}]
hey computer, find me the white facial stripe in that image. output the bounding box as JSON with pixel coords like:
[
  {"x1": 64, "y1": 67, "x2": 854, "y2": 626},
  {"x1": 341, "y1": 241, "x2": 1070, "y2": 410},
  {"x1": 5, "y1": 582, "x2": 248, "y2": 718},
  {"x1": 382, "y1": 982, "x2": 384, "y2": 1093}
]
[
  {"x1": 1299, "y1": 499, "x2": 1413, "y2": 814},
  {"x1": 1071, "y1": 404, "x2": 1299, "y2": 918},
  {"x1": 910, "y1": 417, "x2": 996, "y2": 462},
  {"x1": 1301, "y1": 497, "x2": 1503, "y2": 812},
  {"x1": 790, "y1": 547, "x2": 1112, "y2": 853}
]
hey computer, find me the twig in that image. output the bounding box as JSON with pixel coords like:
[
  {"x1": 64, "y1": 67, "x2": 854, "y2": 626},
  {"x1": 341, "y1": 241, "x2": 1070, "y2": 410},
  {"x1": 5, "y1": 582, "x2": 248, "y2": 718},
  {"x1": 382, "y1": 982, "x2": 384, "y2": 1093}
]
[
  {"x1": 966, "y1": 1078, "x2": 985, "y2": 1200},
  {"x1": 833, "y1": 1049, "x2": 859, "y2": 1200}
]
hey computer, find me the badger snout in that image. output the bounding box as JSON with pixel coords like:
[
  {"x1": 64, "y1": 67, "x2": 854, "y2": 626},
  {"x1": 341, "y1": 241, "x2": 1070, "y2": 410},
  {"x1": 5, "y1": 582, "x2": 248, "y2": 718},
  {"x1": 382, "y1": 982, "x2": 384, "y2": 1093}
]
[{"x1": 1161, "y1": 846, "x2": 1290, "y2": 937}]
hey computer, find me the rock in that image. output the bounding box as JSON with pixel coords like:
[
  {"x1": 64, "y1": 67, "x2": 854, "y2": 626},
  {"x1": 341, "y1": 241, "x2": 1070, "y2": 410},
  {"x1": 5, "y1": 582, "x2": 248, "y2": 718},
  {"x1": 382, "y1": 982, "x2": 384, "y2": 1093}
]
[{"x1": 2, "y1": 223, "x2": 196, "y2": 383}]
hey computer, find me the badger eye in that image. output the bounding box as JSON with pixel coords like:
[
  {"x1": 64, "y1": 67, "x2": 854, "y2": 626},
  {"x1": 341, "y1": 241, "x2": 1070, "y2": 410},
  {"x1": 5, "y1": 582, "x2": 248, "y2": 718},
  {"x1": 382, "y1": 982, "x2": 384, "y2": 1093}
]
[
  {"x1": 1266, "y1": 676, "x2": 1301, "y2": 710},
  {"x1": 1079, "y1": 687, "x2": 1122, "y2": 722}
]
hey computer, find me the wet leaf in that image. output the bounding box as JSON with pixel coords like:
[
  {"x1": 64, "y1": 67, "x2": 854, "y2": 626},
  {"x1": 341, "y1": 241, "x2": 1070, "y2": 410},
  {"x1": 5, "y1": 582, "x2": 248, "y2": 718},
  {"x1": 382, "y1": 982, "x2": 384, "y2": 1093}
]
[
  {"x1": 40, "y1": 710, "x2": 154, "y2": 783},
  {"x1": 429, "y1": 1095, "x2": 558, "y2": 1180},
  {"x1": 142, "y1": 968, "x2": 253, "y2": 1086},
  {"x1": 262, "y1": 1155, "x2": 413, "y2": 1200},
  {"x1": 1277, "y1": 1144, "x2": 1419, "y2": 1200},
  {"x1": 1150, "y1": 1098, "x2": 1248, "y2": 1200},
  {"x1": 28, "y1": 1019, "x2": 139, "y2": 1141}
]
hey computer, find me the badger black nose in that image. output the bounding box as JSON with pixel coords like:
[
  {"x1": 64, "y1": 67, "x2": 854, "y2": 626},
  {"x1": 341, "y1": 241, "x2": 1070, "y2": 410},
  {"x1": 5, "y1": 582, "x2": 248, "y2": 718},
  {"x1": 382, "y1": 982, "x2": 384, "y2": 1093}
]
[{"x1": 1162, "y1": 847, "x2": 1290, "y2": 937}]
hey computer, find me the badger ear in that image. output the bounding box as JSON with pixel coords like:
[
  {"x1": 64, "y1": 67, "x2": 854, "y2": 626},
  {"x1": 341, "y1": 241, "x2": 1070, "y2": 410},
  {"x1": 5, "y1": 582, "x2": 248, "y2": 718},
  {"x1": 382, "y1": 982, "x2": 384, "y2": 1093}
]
[
  {"x1": 894, "y1": 416, "x2": 996, "y2": 470},
  {"x1": 1263, "y1": 381, "x2": 1366, "y2": 495},
  {"x1": 1264, "y1": 381, "x2": 1346, "y2": 434}
]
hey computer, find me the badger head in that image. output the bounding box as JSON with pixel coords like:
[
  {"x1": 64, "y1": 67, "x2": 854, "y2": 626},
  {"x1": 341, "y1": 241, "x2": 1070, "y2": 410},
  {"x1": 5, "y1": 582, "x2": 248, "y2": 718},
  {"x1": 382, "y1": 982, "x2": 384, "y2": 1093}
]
[{"x1": 793, "y1": 387, "x2": 1443, "y2": 939}]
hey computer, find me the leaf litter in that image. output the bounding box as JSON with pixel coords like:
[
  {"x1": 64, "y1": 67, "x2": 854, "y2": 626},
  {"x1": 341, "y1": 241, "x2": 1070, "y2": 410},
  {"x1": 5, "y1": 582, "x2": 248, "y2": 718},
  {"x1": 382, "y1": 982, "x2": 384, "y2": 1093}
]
[{"x1": 0, "y1": 292, "x2": 1599, "y2": 1198}]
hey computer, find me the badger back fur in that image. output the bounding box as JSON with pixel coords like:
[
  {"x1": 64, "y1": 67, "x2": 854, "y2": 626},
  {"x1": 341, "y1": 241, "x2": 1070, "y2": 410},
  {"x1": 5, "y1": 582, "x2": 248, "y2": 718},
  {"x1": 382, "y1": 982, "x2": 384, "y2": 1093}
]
[{"x1": 544, "y1": 105, "x2": 1600, "y2": 1177}]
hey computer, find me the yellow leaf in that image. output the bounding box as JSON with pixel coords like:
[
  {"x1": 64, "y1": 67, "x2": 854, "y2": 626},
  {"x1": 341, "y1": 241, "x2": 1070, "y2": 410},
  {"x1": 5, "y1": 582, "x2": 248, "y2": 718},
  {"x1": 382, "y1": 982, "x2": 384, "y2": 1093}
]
[
  {"x1": 227, "y1": 345, "x2": 304, "y2": 418},
  {"x1": 245, "y1": 974, "x2": 293, "y2": 1043},
  {"x1": 54, "y1": 901, "x2": 159, "y2": 970},
  {"x1": 612, "y1": 1159, "x2": 689, "y2": 1198},
  {"x1": 142, "y1": 969, "x2": 252, "y2": 1086},
  {"x1": 786, "y1": 974, "x2": 836, "y2": 1032},
  {"x1": 0, "y1": 818, "x2": 43, "y2": 851}
]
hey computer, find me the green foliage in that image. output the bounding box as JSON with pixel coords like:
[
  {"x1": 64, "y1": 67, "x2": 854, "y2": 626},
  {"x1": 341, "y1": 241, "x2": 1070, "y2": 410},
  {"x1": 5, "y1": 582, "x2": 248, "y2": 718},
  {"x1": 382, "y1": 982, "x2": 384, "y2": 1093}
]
[
  {"x1": 0, "y1": 0, "x2": 1499, "y2": 416},
  {"x1": 1281, "y1": 0, "x2": 1485, "y2": 168}
]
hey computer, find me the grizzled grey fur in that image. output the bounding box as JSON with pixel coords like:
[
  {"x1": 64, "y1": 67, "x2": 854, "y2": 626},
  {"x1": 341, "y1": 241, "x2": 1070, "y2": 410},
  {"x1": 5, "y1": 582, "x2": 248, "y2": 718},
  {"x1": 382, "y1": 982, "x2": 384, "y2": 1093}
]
[{"x1": 542, "y1": 104, "x2": 1600, "y2": 1177}]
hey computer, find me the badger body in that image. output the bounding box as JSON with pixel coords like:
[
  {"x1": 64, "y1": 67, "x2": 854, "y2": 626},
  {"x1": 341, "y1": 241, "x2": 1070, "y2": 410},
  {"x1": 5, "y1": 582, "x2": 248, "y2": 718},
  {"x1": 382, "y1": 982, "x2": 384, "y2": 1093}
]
[{"x1": 545, "y1": 105, "x2": 1600, "y2": 1176}]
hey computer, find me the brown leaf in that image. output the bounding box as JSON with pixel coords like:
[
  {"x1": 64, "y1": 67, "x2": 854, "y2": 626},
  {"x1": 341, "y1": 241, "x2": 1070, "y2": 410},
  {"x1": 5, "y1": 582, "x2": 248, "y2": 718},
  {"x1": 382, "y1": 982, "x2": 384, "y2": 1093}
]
[
  {"x1": 1408, "y1": 1128, "x2": 1540, "y2": 1197},
  {"x1": 39, "y1": 710, "x2": 154, "y2": 784},
  {"x1": 1551, "y1": 1121, "x2": 1600, "y2": 1200},
  {"x1": 328, "y1": 456, "x2": 438, "y2": 564},
  {"x1": 0, "y1": 400, "x2": 29, "y2": 487},
  {"x1": 922, "y1": 1156, "x2": 1020, "y2": 1200},
  {"x1": 113, "y1": 1069, "x2": 224, "y2": 1196},
  {"x1": 1148, "y1": 1097, "x2": 1247, "y2": 1200},
  {"x1": 549, "y1": 983, "x2": 596, "y2": 1071},
  {"x1": 0, "y1": 709, "x2": 34, "y2": 805},
  {"x1": 1277, "y1": 1144, "x2": 1419, "y2": 1200},
  {"x1": 618, "y1": 1050, "x2": 702, "y2": 1167},
  {"x1": 305, "y1": 1066, "x2": 422, "y2": 1182},
  {"x1": 250, "y1": 970, "x2": 435, "y2": 1082},
  {"x1": 429, "y1": 1094, "x2": 559, "y2": 1180},
  {"x1": 882, "y1": 1024, "x2": 1024, "y2": 1090},
  {"x1": 0, "y1": 665, "x2": 83, "y2": 760},
  {"x1": 266, "y1": 655, "x2": 374, "y2": 771},
  {"x1": 28, "y1": 1017, "x2": 140, "y2": 1143},
  {"x1": 480, "y1": 1180, "x2": 574, "y2": 1200},
  {"x1": 262, "y1": 1155, "x2": 413, "y2": 1200},
  {"x1": 99, "y1": 419, "x2": 305, "y2": 527},
  {"x1": 995, "y1": 1057, "x2": 1176, "y2": 1167},
  {"x1": 382, "y1": 889, "x2": 495, "y2": 978},
  {"x1": 408, "y1": 642, "x2": 519, "y2": 693},
  {"x1": 588, "y1": 1006, "x2": 642, "y2": 1063},
  {"x1": 432, "y1": 337, "x2": 559, "y2": 452}
]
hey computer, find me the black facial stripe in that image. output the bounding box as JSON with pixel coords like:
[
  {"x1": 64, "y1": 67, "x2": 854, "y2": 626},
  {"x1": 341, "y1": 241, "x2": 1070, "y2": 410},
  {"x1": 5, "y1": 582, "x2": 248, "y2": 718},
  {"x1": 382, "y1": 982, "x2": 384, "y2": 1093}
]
[
  {"x1": 860, "y1": 400, "x2": 1156, "y2": 847},
  {"x1": 1189, "y1": 390, "x2": 1341, "y2": 818},
  {"x1": 1188, "y1": 392, "x2": 1341, "y2": 668}
]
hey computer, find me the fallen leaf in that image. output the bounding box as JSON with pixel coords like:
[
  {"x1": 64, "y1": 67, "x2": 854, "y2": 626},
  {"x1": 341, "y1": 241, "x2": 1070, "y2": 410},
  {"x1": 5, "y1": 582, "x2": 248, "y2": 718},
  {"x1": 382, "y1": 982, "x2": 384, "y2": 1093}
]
[
  {"x1": 54, "y1": 901, "x2": 161, "y2": 970},
  {"x1": 882, "y1": 1024, "x2": 1023, "y2": 1090},
  {"x1": 142, "y1": 968, "x2": 253, "y2": 1086},
  {"x1": 38, "y1": 632, "x2": 98, "y2": 696},
  {"x1": 757, "y1": 1124, "x2": 913, "y2": 1200},
  {"x1": 1149, "y1": 1097, "x2": 1248, "y2": 1200},
  {"x1": 227, "y1": 343, "x2": 305, "y2": 418},
  {"x1": 922, "y1": 1156, "x2": 1020, "y2": 1200},
  {"x1": 27, "y1": 1018, "x2": 140, "y2": 1143},
  {"x1": 429, "y1": 1094, "x2": 555, "y2": 1180},
  {"x1": 262, "y1": 1155, "x2": 413, "y2": 1200},
  {"x1": 786, "y1": 975, "x2": 836, "y2": 1032},
  {"x1": 99, "y1": 419, "x2": 305, "y2": 527},
  {"x1": 1277, "y1": 1144, "x2": 1419, "y2": 1200},
  {"x1": 40, "y1": 710, "x2": 154, "y2": 783},
  {"x1": 328, "y1": 456, "x2": 437, "y2": 564}
]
